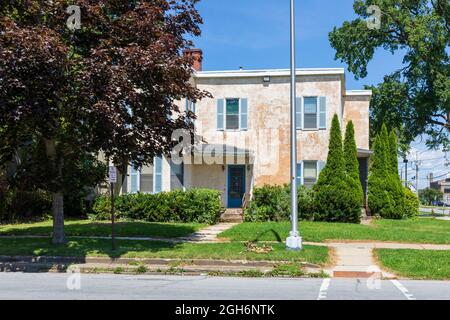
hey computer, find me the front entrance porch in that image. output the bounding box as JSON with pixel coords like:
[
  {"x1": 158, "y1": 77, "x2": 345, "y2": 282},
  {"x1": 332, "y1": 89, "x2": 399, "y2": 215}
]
[{"x1": 183, "y1": 144, "x2": 254, "y2": 209}]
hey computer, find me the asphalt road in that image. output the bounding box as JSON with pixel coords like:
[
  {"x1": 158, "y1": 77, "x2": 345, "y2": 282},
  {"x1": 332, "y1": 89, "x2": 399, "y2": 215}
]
[{"x1": 0, "y1": 273, "x2": 449, "y2": 300}]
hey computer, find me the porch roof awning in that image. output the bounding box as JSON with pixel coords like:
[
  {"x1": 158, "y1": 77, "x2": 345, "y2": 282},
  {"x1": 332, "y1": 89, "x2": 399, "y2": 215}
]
[
  {"x1": 357, "y1": 148, "x2": 373, "y2": 158},
  {"x1": 192, "y1": 144, "x2": 254, "y2": 156}
]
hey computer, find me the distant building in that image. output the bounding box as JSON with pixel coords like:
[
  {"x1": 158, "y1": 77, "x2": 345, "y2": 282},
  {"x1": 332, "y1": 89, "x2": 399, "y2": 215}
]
[{"x1": 430, "y1": 177, "x2": 450, "y2": 204}]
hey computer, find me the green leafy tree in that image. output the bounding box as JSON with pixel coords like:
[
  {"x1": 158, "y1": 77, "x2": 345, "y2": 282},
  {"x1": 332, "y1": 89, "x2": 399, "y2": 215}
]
[
  {"x1": 0, "y1": 1, "x2": 208, "y2": 243},
  {"x1": 329, "y1": 0, "x2": 449, "y2": 148},
  {"x1": 344, "y1": 121, "x2": 364, "y2": 206},
  {"x1": 314, "y1": 115, "x2": 361, "y2": 223},
  {"x1": 419, "y1": 188, "x2": 444, "y2": 205}
]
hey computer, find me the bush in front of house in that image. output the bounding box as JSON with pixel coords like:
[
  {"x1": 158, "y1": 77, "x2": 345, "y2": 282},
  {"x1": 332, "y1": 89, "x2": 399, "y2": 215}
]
[
  {"x1": 244, "y1": 185, "x2": 290, "y2": 222},
  {"x1": 0, "y1": 189, "x2": 52, "y2": 222},
  {"x1": 368, "y1": 124, "x2": 414, "y2": 219},
  {"x1": 91, "y1": 189, "x2": 222, "y2": 225},
  {"x1": 404, "y1": 187, "x2": 420, "y2": 218},
  {"x1": 313, "y1": 115, "x2": 362, "y2": 223},
  {"x1": 244, "y1": 185, "x2": 315, "y2": 222}
]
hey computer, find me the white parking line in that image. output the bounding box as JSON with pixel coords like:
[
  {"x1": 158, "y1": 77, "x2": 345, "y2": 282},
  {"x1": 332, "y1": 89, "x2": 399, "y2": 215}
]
[
  {"x1": 390, "y1": 280, "x2": 416, "y2": 300},
  {"x1": 317, "y1": 278, "x2": 331, "y2": 300}
]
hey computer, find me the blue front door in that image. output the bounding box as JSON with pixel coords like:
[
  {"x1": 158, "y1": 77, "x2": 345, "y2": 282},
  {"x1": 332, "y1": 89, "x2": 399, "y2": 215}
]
[{"x1": 227, "y1": 165, "x2": 246, "y2": 208}]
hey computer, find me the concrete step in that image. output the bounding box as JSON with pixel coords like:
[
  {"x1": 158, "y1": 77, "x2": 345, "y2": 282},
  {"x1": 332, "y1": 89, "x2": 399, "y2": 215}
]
[{"x1": 220, "y1": 209, "x2": 244, "y2": 223}]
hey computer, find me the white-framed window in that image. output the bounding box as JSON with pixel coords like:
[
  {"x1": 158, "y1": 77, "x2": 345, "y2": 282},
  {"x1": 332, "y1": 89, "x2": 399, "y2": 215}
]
[
  {"x1": 185, "y1": 99, "x2": 196, "y2": 125},
  {"x1": 296, "y1": 160, "x2": 326, "y2": 188},
  {"x1": 303, "y1": 97, "x2": 318, "y2": 130},
  {"x1": 217, "y1": 98, "x2": 248, "y2": 131},
  {"x1": 130, "y1": 157, "x2": 163, "y2": 194},
  {"x1": 296, "y1": 96, "x2": 327, "y2": 130}
]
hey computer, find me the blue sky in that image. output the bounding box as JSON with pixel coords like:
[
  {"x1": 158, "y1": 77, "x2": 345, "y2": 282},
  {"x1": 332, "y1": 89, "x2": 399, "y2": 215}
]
[
  {"x1": 194, "y1": 0, "x2": 405, "y2": 90},
  {"x1": 193, "y1": 0, "x2": 448, "y2": 189}
]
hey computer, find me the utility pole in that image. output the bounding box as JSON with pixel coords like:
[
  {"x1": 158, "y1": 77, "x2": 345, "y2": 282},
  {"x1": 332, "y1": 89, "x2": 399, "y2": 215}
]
[
  {"x1": 412, "y1": 152, "x2": 422, "y2": 196},
  {"x1": 403, "y1": 157, "x2": 409, "y2": 188},
  {"x1": 286, "y1": 0, "x2": 302, "y2": 250}
]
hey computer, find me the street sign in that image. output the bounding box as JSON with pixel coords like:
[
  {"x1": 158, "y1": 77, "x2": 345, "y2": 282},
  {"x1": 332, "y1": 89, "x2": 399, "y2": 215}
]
[{"x1": 109, "y1": 166, "x2": 117, "y2": 184}]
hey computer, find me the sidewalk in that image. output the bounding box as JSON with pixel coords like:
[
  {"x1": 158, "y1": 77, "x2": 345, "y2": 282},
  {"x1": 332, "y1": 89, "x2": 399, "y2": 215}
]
[{"x1": 306, "y1": 241, "x2": 450, "y2": 279}]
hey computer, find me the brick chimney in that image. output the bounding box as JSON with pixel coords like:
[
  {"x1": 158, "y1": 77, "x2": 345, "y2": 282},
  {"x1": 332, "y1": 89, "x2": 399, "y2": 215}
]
[{"x1": 184, "y1": 48, "x2": 203, "y2": 72}]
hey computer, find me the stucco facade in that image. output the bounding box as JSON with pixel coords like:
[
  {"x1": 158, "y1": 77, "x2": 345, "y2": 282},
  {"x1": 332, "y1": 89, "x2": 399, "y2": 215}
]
[{"x1": 119, "y1": 68, "x2": 372, "y2": 208}]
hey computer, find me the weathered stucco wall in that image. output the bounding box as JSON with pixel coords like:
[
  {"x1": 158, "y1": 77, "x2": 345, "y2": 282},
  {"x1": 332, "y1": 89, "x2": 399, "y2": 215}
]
[
  {"x1": 194, "y1": 75, "x2": 345, "y2": 187},
  {"x1": 343, "y1": 95, "x2": 370, "y2": 150}
]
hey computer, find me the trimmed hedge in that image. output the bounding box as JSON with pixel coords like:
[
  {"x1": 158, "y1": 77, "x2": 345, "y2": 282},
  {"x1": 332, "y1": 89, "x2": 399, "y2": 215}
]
[
  {"x1": 91, "y1": 189, "x2": 222, "y2": 225},
  {"x1": 244, "y1": 185, "x2": 314, "y2": 222},
  {"x1": 404, "y1": 187, "x2": 420, "y2": 218}
]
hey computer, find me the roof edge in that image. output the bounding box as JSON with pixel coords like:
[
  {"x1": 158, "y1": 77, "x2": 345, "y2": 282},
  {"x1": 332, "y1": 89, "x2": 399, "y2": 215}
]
[
  {"x1": 194, "y1": 68, "x2": 345, "y2": 79},
  {"x1": 346, "y1": 90, "x2": 373, "y2": 96}
]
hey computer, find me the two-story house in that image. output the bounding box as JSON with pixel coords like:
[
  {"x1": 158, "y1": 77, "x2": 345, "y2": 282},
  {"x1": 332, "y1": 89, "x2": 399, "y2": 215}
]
[{"x1": 116, "y1": 49, "x2": 372, "y2": 209}]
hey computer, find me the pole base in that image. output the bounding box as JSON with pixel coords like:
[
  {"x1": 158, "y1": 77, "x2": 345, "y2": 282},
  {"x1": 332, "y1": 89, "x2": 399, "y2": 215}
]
[{"x1": 286, "y1": 233, "x2": 302, "y2": 250}]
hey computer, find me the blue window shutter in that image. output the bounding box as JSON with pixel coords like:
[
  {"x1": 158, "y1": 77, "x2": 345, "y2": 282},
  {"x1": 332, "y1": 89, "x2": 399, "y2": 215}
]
[
  {"x1": 240, "y1": 98, "x2": 248, "y2": 131},
  {"x1": 130, "y1": 165, "x2": 139, "y2": 193},
  {"x1": 185, "y1": 99, "x2": 190, "y2": 113},
  {"x1": 296, "y1": 162, "x2": 303, "y2": 185},
  {"x1": 217, "y1": 99, "x2": 224, "y2": 131},
  {"x1": 319, "y1": 96, "x2": 327, "y2": 129},
  {"x1": 296, "y1": 97, "x2": 303, "y2": 130},
  {"x1": 154, "y1": 157, "x2": 163, "y2": 193},
  {"x1": 318, "y1": 160, "x2": 326, "y2": 177}
]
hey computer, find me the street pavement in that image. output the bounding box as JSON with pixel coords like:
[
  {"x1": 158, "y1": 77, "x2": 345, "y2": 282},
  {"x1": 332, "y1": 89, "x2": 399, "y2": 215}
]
[{"x1": 0, "y1": 273, "x2": 449, "y2": 300}]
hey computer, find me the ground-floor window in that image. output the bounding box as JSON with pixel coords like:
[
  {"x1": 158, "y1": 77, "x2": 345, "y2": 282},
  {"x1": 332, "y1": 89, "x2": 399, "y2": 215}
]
[
  {"x1": 170, "y1": 161, "x2": 184, "y2": 190},
  {"x1": 130, "y1": 157, "x2": 162, "y2": 194},
  {"x1": 296, "y1": 160, "x2": 325, "y2": 188}
]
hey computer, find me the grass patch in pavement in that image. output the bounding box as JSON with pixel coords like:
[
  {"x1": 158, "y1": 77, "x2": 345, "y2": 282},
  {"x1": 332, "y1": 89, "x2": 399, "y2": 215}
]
[
  {"x1": 0, "y1": 238, "x2": 329, "y2": 265},
  {"x1": 219, "y1": 218, "x2": 450, "y2": 244},
  {"x1": 0, "y1": 220, "x2": 204, "y2": 239},
  {"x1": 375, "y1": 249, "x2": 450, "y2": 280}
]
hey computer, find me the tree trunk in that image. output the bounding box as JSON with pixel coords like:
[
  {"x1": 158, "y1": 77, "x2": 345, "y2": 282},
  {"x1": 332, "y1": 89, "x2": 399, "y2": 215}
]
[
  {"x1": 51, "y1": 192, "x2": 65, "y2": 244},
  {"x1": 44, "y1": 139, "x2": 65, "y2": 244}
]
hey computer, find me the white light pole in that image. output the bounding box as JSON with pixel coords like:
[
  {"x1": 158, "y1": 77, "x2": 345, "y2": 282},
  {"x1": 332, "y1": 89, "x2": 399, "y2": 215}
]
[{"x1": 286, "y1": 0, "x2": 302, "y2": 250}]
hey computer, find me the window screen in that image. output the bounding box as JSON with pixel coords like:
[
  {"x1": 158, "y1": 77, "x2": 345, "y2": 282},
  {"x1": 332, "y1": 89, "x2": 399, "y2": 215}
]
[
  {"x1": 303, "y1": 97, "x2": 318, "y2": 129},
  {"x1": 226, "y1": 99, "x2": 240, "y2": 130},
  {"x1": 303, "y1": 161, "x2": 318, "y2": 187}
]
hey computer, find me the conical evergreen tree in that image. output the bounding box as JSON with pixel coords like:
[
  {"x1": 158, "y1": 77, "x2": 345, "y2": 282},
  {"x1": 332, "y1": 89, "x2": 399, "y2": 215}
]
[
  {"x1": 344, "y1": 121, "x2": 364, "y2": 206},
  {"x1": 368, "y1": 133, "x2": 389, "y2": 216},
  {"x1": 387, "y1": 130, "x2": 400, "y2": 175},
  {"x1": 314, "y1": 114, "x2": 361, "y2": 223},
  {"x1": 316, "y1": 115, "x2": 345, "y2": 187},
  {"x1": 368, "y1": 124, "x2": 405, "y2": 219}
]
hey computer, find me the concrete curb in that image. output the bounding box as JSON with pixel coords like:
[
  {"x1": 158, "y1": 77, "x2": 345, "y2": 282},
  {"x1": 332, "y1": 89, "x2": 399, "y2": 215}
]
[
  {"x1": 0, "y1": 256, "x2": 325, "y2": 278},
  {"x1": 0, "y1": 255, "x2": 321, "y2": 269}
]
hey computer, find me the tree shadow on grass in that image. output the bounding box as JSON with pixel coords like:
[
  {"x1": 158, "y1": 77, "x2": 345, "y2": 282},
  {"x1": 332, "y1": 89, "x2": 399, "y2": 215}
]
[
  {"x1": 0, "y1": 221, "x2": 200, "y2": 239},
  {"x1": 0, "y1": 237, "x2": 184, "y2": 273},
  {"x1": 251, "y1": 229, "x2": 283, "y2": 243}
]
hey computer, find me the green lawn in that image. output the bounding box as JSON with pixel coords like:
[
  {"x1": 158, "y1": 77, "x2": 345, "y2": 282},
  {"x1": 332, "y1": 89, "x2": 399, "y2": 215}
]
[
  {"x1": 375, "y1": 249, "x2": 450, "y2": 280},
  {"x1": 219, "y1": 218, "x2": 450, "y2": 244},
  {"x1": 0, "y1": 238, "x2": 329, "y2": 265},
  {"x1": 0, "y1": 220, "x2": 205, "y2": 239}
]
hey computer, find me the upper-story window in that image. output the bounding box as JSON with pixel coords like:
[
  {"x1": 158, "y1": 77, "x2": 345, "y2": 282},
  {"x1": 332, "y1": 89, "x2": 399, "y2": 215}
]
[
  {"x1": 226, "y1": 98, "x2": 240, "y2": 130},
  {"x1": 217, "y1": 98, "x2": 248, "y2": 131},
  {"x1": 304, "y1": 97, "x2": 318, "y2": 129},
  {"x1": 296, "y1": 96, "x2": 327, "y2": 130}
]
